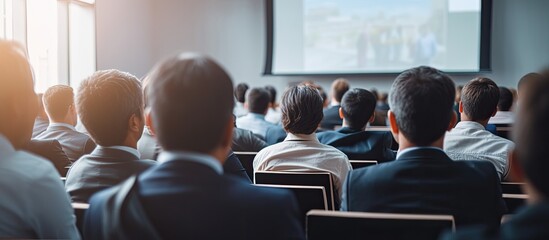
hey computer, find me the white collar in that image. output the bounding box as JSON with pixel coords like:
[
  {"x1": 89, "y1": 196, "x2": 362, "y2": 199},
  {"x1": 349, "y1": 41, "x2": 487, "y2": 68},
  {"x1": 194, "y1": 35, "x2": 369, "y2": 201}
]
[
  {"x1": 0, "y1": 134, "x2": 16, "y2": 160},
  {"x1": 49, "y1": 122, "x2": 77, "y2": 131},
  {"x1": 284, "y1": 132, "x2": 319, "y2": 142},
  {"x1": 157, "y1": 151, "x2": 223, "y2": 174},
  {"x1": 396, "y1": 146, "x2": 444, "y2": 159},
  {"x1": 97, "y1": 145, "x2": 141, "y2": 159},
  {"x1": 454, "y1": 121, "x2": 485, "y2": 130}
]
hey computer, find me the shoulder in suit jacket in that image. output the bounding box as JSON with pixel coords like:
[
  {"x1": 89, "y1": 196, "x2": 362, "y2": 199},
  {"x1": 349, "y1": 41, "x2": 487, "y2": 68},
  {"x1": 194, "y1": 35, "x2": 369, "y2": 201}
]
[
  {"x1": 35, "y1": 125, "x2": 96, "y2": 163},
  {"x1": 65, "y1": 147, "x2": 156, "y2": 203},
  {"x1": 24, "y1": 139, "x2": 70, "y2": 176},
  {"x1": 232, "y1": 128, "x2": 268, "y2": 152},
  {"x1": 84, "y1": 158, "x2": 305, "y2": 240},
  {"x1": 320, "y1": 105, "x2": 342, "y2": 130},
  {"x1": 32, "y1": 117, "x2": 49, "y2": 138},
  {"x1": 265, "y1": 125, "x2": 287, "y2": 145},
  {"x1": 341, "y1": 148, "x2": 506, "y2": 228},
  {"x1": 317, "y1": 127, "x2": 396, "y2": 162},
  {"x1": 224, "y1": 152, "x2": 251, "y2": 183}
]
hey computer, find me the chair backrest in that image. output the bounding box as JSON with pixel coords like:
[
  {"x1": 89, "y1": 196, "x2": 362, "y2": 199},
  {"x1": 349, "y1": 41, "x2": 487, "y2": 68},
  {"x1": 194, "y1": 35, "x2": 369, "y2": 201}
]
[
  {"x1": 234, "y1": 152, "x2": 258, "y2": 180},
  {"x1": 503, "y1": 193, "x2": 528, "y2": 214},
  {"x1": 306, "y1": 210, "x2": 455, "y2": 240},
  {"x1": 255, "y1": 171, "x2": 336, "y2": 210},
  {"x1": 256, "y1": 184, "x2": 327, "y2": 227},
  {"x1": 72, "y1": 202, "x2": 89, "y2": 235},
  {"x1": 349, "y1": 160, "x2": 378, "y2": 169},
  {"x1": 501, "y1": 182, "x2": 525, "y2": 194},
  {"x1": 496, "y1": 126, "x2": 512, "y2": 139}
]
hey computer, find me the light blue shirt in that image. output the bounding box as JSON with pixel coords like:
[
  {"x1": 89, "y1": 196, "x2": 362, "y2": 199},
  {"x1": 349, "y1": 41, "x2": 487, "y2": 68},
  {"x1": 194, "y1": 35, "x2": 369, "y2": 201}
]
[
  {"x1": 0, "y1": 134, "x2": 80, "y2": 239},
  {"x1": 157, "y1": 151, "x2": 223, "y2": 174},
  {"x1": 236, "y1": 113, "x2": 275, "y2": 138}
]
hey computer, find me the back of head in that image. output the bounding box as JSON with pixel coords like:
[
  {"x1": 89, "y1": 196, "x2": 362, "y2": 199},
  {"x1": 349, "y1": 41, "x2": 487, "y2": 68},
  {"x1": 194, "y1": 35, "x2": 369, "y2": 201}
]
[
  {"x1": 498, "y1": 87, "x2": 513, "y2": 111},
  {"x1": 281, "y1": 85, "x2": 324, "y2": 135},
  {"x1": 514, "y1": 75, "x2": 549, "y2": 199},
  {"x1": 380, "y1": 92, "x2": 389, "y2": 103},
  {"x1": 265, "y1": 85, "x2": 277, "y2": 104},
  {"x1": 389, "y1": 66, "x2": 455, "y2": 146},
  {"x1": 76, "y1": 70, "x2": 143, "y2": 146},
  {"x1": 0, "y1": 40, "x2": 37, "y2": 149},
  {"x1": 246, "y1": 87, "x2": 271, "y2": 114},
  {"x1": 43, "y1": 85, "x2": 74, "y2": 121},
  {"x1": 331, "y1": 78, "x2": 350, "y2": 103},
  {"x1": 461, "y1": 77, "x2": 499, "y2": 121},
  {"x1": 147, "y1": 53, "x2": 234, "y2": 152},
  {"x1": 341, "y1": 88, "x2": 377, "y2": 130},
  {"x1": 518, "y1": 72, "x2": 543, "y2": 93},
  {"x1": 234, "y1": 83, "x2": 249, "y2": 104}
]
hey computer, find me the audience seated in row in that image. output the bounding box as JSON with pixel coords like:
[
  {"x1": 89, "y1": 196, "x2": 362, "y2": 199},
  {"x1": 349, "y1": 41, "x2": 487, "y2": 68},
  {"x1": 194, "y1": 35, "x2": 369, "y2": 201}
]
[
  {"x1": 253, "y1": 84, "x2": 352, "y2": 199},
  {"x1": 341, "y1": 66, "x2": 506, "y2": 228},
  {"x1": 34, "y1": 85, "x2": 96, "y2": 164},
  {"x1": 445, "y1": 77, "x2": 514, "y2": 180},
  {"x1": 0, "y1": 40, "x2": 79, "y2": 239},
  {"x1": 320, "y1": 78, "x2": 349, "y2": 130},
  {"x1": 488, "y1": 86, "x2": 515, "y2": 125},
  {"x1": 236, "y1": 87, "x2": 276, "y2": 139},
  {"x1": 84, "y1": 53, "x2": 304, "y2": 240},
  {"x1": 317, "y1": 88, "x2": 396, "y2": 162}
]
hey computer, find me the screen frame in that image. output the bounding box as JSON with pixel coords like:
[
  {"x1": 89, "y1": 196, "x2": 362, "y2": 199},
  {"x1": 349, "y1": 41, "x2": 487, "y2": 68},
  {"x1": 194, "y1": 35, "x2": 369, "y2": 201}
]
[{"x1": 263, "y1": 0, "x2": 493, "y2": 76}]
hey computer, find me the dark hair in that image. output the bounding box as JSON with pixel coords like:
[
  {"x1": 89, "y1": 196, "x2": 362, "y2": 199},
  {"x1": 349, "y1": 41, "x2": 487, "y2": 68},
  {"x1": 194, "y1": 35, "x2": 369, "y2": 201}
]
[
  {"x1": 247, "y1": 87, "x2": 271, "y2": 114},
  {"x1": 460, "y1": 77, "x2": 499, "y2": 121},
  {"x1": 513, "y1": 75, "x2": 549, "y2": 198},
  {"x1": 498, "y1": 87, "x2": 513, "y2": 111},
  {"x1": 77, "y1": 70, "x2": 143, "y2": 146},
  {"x1": 331, "y1": 78, "x2": 350, "y2": 102},
  {"x1": 234, "y1": 83, "x2": 249, "y2": 103},
  {"x1": 389, "y1": 66, "x2": 455, "y2": 146},
  {"x1": 302, "y1": 81, "x2": 327, "y2": 105},
  {"x1": 379, "y1": 92, "x2": 388, "y2": 102},
  {"x1": 147, "y1": 53, "x2": 234, "y2": 152},
  {"x1": 341, "y1": 88, "x2": 377, "y2": 130},
  {"x1": 281, "y1": 85, "x2": 324, "y2": 134},
  {"x1": 43, "y1": 85, "x2": 74, "y2": 121},
  {"x1": 265, "y1": 85, "x2": 277, "y2": 104}
]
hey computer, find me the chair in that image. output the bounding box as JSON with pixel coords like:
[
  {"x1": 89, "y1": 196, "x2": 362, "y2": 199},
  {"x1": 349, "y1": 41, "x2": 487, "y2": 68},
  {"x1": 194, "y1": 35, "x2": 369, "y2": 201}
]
[
  {"x1": 306, "y1": 210, "x2": 455, "y2": 240},
  {"x1": 503, "y1": 193, "x2": 528, "y2": 214},
  {"x1": 256, "y1": 184, "x2": 327, "y2": 227},
  {"x1": 234, "y1": 151, "x2": 258, "y2": 180},
  {"x1": 501, "y1": 182, "x2": 525, "y2": 194},
  {"x1": 72, "y1": 202, "x2": 89, "y2": 235},
  {"x1": 349, "y1": 160, "x2": 378, "y2": 169},
  {"x1": 255, "y1": 171, "x2": 336, "y2": 210}
]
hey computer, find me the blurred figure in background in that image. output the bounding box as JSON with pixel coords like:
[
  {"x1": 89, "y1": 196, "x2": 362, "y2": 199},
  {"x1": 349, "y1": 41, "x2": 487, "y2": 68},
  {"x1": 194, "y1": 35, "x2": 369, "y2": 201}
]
[
  {"x1": 32, "y1": 93, "x2": 49, "y2": 138},
  {"x1": 233, "y1": 83, "x2": 249, "y2": 118},
  {"x1": 264, "y1": 85, "x2": 281, "y2": 125}
]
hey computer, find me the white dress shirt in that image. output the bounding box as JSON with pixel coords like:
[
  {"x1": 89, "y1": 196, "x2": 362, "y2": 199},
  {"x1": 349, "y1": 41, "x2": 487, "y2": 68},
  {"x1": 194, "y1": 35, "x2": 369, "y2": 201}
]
[
  {"x1": 444, "y1": 121, "x2": 514, "y2": 179},
  {"x1": 236, "y1": 113, "x2": 276, "y2": 139},
  {"x1": 0, "y1": 134, "x2": 80, "y2": 239},
  {"x1": 157, "y1": 151, "x2": 223, "y2": 174},
  {"x1": 48, "y1": 122, "x2": 77, "y2": 131},
  {"x1": 488, "y1": 111, "x2": 515, "y2": 125},
  {"x1": 233, "y1": 102, "x2": 248, "y2": 118},
  {"x1": 253, "y1": 133, "x2": 351, "y2": 196}
]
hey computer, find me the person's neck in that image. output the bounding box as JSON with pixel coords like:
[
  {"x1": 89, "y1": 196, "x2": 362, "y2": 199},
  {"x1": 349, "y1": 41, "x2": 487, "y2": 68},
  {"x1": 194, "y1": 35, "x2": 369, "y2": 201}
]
[
  {"x1": 331, "y1": 99, "x2": 340, "y2": 106},
  {"x1": 341, "y1": 120, "x2": 365, "y2": 131},
  {"x1": 460, "y1": 114, "x2": 489, "y2": 127},
  {"x1": 397, "y1": 135, "x2": 444, "y2": 152}
]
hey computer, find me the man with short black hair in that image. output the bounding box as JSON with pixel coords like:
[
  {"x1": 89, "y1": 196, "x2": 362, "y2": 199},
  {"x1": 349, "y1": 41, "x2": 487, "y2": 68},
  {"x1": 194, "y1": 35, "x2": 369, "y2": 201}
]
[
  {"x1": 84, "y1": 54, "x2": 304, "y2": 240},
  {"x1": 35, "y1": 85, "x2": 96, "y2": 163},
  {"x1": 445, "y1": 77, "x2": 513, "y2": 179},
  {"x1": 341, "y1": 66, "x2": 505, "y2": 228},
  {"x1": 65, "y1": 70, "x2": 156, "y2": 203},
  {"x1": 320, "y1": 78, "x2": 350, "y2": 129},
  {"x1": 317, "y1": 88, "x2": 395, "y2": 161},
  {"x1": 236, "y1": 87, "x2": 276, "y2": 138},
  {"x1": 489, "y1": 86, "x2": 515, "y2": 124},
  {"x1": 254, "y1": 84, "x2": 351, "y2": 198},
  {"x1": 233, "y1": 83, "x2": 249, "y2": 117}
]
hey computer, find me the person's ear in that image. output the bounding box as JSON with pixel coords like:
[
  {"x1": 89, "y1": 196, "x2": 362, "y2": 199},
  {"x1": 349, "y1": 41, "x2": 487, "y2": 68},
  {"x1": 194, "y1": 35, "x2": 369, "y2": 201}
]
[
  {"x1": 448, "y1": 110, "x2": 457, "y2": 130},
  {"x1": 458, "y1": 101, "x2": 464, "y2": 113},
  {"x1": 388, "y1": 110, "x2": 399, "y2": 143},
  {"x1": 128, "y1": 113, "x2": 142, "y2": 133},
  {"x1": 145, "y1": 109, "x2": 155, "y2": 136},
  {"x1": 338, "y1": 107, "x2": 344, "y2": 120},
  {"x1": 507, "y1": 148, "x2": 525, "y2": 182},
  {"x1": 369, "y1": 111, "x2": 376, "y2": 123}
]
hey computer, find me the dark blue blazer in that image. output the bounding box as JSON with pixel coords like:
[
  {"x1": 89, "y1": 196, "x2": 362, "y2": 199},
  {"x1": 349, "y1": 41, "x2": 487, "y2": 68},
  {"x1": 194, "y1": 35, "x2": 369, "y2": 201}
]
[
  {"x1": 265, "y1": 125, "x2": 287, "y2": 145},
  {"x1": 320, "y1": 105, "x2": 342, "y2": 130},
  {"x1": 341, "y1": 148, "x2": 506, "y2": 228},
  {"x1": 85, "y1": 158, "x2": 304, "y2": 240},
  {"x1": 317, "y1": 127, "x2": 396, "y2": 162}
]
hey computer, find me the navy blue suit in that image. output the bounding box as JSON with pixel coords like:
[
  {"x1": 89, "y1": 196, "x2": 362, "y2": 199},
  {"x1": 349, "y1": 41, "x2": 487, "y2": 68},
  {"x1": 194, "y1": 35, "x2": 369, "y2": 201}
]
[
  {"x1": 85, "y1": 156, "x2": 304, "y2": 240},
  {"x1": 317, "y1": 127, "x2": 396, "y2": 162},
  {"x1": 341, "y1": 148, "x2": 506, "y2": 228},
  {"x1": 320, "y1": 105, "x2": 342, "y2": 130}
]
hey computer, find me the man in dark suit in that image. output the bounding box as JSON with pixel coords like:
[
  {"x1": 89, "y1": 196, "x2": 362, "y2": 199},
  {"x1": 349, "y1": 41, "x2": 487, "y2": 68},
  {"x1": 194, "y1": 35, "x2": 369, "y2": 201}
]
[
  {"x1": 84, "y1": 54, "x2": 304, "y2": 240},
  {"x1": 442, "y1": 72, "x2": 549, "y2": 239},
  {"x1": 65, "y1": 70, "x2": 156, "y2": 203},
  {"x1": 24, "y1": 139, "x2": 70, "y2": 175},
  {"x1": 320, "y1": 78, "x2": 349, "y2": 130},
  {"x1": 317, "y1": 88, "x2": 396, "y2": 161},
  {"x1": 35, "y1": 85, "x2": 96, "y2": 163},
  {"x1": 341, "y1": 66, "x2": 506, "y2": 228}
]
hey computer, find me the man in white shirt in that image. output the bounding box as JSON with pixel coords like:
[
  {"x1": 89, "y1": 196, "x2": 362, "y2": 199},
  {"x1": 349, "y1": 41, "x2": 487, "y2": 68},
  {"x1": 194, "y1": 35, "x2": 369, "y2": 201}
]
[
  {"x1": 254, "y1": 85, "x2": 351, "y2": 198},
  {"x1": 236, "y1": 87, "x2": 276, "y2": 138},
  {"x1": 488, "y1": 87, "x2": 515, "y2": 125},
  {"x1": 0, "y1": 40, "x2": 79, "y2": 239},
  {"x1": 445, "y1": 77, "x2": 514, "y2": 179}
]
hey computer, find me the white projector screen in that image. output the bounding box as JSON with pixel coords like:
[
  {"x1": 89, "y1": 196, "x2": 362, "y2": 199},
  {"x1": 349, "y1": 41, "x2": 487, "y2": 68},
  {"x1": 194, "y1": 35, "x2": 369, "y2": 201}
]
[{"x1": 266, "y1": 0, "x2": 492, "y2": 75}]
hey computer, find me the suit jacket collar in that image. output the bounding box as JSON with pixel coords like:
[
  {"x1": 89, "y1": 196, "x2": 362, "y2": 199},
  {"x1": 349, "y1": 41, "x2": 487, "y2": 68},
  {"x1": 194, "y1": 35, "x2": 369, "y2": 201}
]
[
  {"x1": 90, "y1": 146, "x2": 140, "y2": 162},
  {"x1": 337, "y1": 127, "x2": 362, "y2": 134},
  {"x1": 396, "y1": 147, "x2": 451, "y2": 162}
]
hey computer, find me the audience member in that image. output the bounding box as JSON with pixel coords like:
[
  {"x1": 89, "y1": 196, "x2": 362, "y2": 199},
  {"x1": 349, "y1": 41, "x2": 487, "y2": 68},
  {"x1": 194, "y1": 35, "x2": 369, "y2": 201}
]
[
  {"x1": 265, "y1": 85, "x2": 282, "y2": 124},
  {"x1": 0, "y1": 40, "x2": 79, "y2": 239},
  {"x1": 488, "y1": 86, "x2": 515, "y2": 125},
  {"x1": 376, "y1": 92, "x2": 390, "y2": 111},
  {"x1": 443, "y1": 72, "x2": 549, "y2": 240},
  {"x1": 236, "y1": 87, "x2": 276, "y2": 138},
  {"x1": 233, "y1": 83, "x2": 249, "y2": 117},
  {"x1": 232, "y1": 118, "x2": 268, "y2": 152},
  {"x1": 317, "y1": 88, "x2": 396, "y2": 161},
  {"x1": 84, "y1": 53, "x2": 303, "y2": 239},
  {"x1": 320, "y1": 78, "x2": 349, "y2": 129},
  {"x1": 35, "y1": 85, "x2": 96, "y2": 163},
  {"x1": 24, "y1": 139, "x2": 70, "y2": 175},
  {"x1": 65, "y1": 70, "x2": 156, "y2": 203},
  {"x1": 444, "y1": 77, "x2": 514, "y2": 179},
  {"x1": 454, "y1": 85, "x2": 463, "y2": 122},
  {"x1": 32, "y1": 93, "x2": 49, "y2": 137},
  {"x1": 341, "y1": 66, "x2": 505, "y2": 228},
  {"x1": 254, "y1": 84, "x2": 351, "y2": 199}
]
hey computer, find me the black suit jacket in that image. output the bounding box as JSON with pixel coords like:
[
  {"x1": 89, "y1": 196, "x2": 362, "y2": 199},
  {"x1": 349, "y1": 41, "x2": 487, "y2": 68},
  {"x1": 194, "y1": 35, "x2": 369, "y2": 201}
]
[
  {"x1": 34, "y1": 125, "x2": 96, "y2": 163},
  {"x1": 232, "y1": 127, "x2": 268, "y2": 152},
  {"x1": 66, "y1": 147, "x2": 156, "y2": 202},
  {"x1": 24, "y1": 139, "x2": 70, "y2": 175},
  {"x1": 341, "y1": 148, "x2": 506, "y2": 228},
  {"x1": 85, "y1": 158, "x2": 305, "y2": 240},
  {"x1": 317, "y1": 127, "x2": 396, "y2": 162},
  {"x1": 320, "y1": 105, "x2": 342, "y2": 130}
]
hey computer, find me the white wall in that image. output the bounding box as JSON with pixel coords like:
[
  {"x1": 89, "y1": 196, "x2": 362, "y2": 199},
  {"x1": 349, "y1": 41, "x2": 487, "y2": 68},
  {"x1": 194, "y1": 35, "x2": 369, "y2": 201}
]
[{"x1": 96, "y1": 0, "x2": 549, "y2": 96}]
